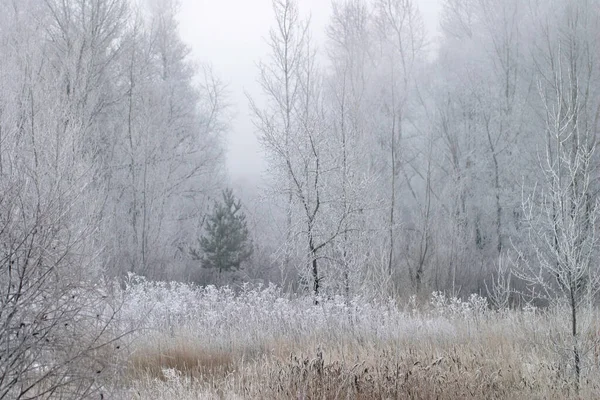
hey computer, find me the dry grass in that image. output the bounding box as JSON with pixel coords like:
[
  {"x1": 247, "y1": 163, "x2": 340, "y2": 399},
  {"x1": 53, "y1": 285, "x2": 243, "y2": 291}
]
[
  {"x1": 127, "y1": 337, "x2": 235, "y2": 382},
  {"x1": 116, "y1": 283, "x2": 600, "y2": 399},
  {"x1": 120, "y1": 320, "x2": 600, "y2": 399}
]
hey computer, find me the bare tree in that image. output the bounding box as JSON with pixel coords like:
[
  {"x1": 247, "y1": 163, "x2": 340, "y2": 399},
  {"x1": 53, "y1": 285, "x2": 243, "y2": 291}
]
[
  {"x1": 0, "y1": 1, "x2": 129, "y2": 397},
  {"x1": 432, "y1": 0, "x2": 533, "y2": 292},
  {"x1": 249, "y1": 0, "x2": 308, "y2": 278},
  {"x1": 109, "y1": 0, "x2": 227, "y2": 280},
  {"x1": 515, "y1": 0, "x2": 600, "y2": 387},
  {"x1": 0, "y1": 174, "x2": 126, "y2": 399},
  {"x1": 372, "y1": 0, "x2": 426, "y2": 291},
  {"x1": 252, "y1": 0, "x2": 355, "y2": 298},
  {"x1": 325, "y1": 0, "x2": 378, "y2": 298}
]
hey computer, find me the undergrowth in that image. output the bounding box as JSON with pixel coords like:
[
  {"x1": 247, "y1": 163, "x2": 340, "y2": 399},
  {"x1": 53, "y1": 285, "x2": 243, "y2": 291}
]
[{"x1": 115, "y1": 276, "x2": 600, "y2": 399}]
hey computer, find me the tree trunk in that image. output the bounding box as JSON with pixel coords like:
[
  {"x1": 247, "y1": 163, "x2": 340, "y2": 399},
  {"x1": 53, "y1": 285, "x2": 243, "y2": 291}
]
[
  {"x1": 309, "y1": 231, "x2": 319, "y2": 303},
  {"x1": 570, "y1": 284, "x2": 580, "y2": 390}
]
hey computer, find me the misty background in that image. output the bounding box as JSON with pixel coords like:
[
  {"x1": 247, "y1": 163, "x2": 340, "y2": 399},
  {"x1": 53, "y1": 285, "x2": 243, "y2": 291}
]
[
  {"x1": 178, "y1": 0, "x2": 443, "y2": 183},
  {"x1": 2, "y1": 0, "x2": 598, "y2": 299}
]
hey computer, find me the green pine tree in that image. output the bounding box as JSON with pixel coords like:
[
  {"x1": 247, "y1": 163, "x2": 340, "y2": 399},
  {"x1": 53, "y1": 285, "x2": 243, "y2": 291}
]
[{"x1": 194, "y1": 189, "x2": 253, "y2": 278}]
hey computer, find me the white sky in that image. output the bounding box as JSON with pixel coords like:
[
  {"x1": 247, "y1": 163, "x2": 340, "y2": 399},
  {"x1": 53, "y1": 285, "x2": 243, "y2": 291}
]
[{"x1": 177, "y1": 0, "x2": 443, "y2": 184}]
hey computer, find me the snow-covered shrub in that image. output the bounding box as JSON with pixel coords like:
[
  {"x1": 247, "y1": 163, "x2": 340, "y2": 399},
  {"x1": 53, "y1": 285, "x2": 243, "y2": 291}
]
[
  {"x1": 430, "y1": 291, "x2": 489, "y2": 319},
  {"x1": 121, "y1": 275, "x2": 461, "y2": 348}
]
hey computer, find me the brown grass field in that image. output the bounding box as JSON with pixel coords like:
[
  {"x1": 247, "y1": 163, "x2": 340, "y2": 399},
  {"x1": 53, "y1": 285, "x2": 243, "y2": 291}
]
[{"x1": 118, "y1": 302, "x2": 600, "y2": 399}]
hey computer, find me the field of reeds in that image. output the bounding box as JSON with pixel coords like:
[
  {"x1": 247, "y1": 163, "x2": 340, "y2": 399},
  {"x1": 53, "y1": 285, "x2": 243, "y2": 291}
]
[{"x1": 112, "y1": 276, "x2": 600, "y2": 399}]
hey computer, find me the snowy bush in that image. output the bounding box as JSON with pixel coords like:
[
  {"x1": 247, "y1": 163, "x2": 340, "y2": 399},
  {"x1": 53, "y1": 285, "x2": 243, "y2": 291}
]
[
  {"x1": 121, "y1": 275, "x2": 461, "y2": 348},
  {"x1": 430, "y1": 291, "x2": 489, "y2": 319}
]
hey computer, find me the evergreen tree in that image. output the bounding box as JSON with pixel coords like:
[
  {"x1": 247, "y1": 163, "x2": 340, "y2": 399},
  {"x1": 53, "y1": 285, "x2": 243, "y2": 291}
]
[{"x1": 195, "y1": 189, "x2": 253, "y2": 276}]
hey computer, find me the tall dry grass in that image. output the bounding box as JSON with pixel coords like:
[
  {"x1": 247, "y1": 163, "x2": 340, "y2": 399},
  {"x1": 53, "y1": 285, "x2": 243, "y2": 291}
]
[{"x1": 115, "y1": 279, "x2": 600, "y2": 399}]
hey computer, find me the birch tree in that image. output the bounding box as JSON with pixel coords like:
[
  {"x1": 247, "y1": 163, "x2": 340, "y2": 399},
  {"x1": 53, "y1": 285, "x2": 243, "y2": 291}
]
[
  {"x1": 109, "y1": 0, "x2": 226, "y2": 280},
  {"x1": 249, "y1": 0, "x2": 307, "y2": 278},
  {"x1": 372, "y1": 0, "x2": 426, "y2": 290},
  {"x1": 515, "y1": 0, "x2": 600, "y2": 387},
  {"x1": 433, "y1": 0, "x2": 532, "y2": 291},
  {"x1": 252, "y1": 0, "x2": 353, "y2": 297},
  {"x1": 325, "y1": 0, "x2": 379, "y2": 297}
]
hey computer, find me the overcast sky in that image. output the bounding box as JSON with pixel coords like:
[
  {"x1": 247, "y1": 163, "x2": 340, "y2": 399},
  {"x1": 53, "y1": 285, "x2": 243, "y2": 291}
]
[{"x1": 177, "y1": 0, "x2": 443, "y2": 184}]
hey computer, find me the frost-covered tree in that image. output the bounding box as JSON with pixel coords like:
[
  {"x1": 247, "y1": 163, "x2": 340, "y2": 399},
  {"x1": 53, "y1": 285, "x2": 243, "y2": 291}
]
[
  {"x1": 371, "y1": 0, "x2": 427, "y2": 291},
  {"x1": 0, "y1": 0, "x2": 129, "y2": 397},
  {"x1": 324, "y1": 0, "x2": 380, "y2": 297},
  {"x1": 0, "y1": 0, "x2": 229, "y2": 394},
  {"x1": 251, "y1": 0, "x2": 343, "y2": 298},
  {"x1": 431, "y1": 0, "x2": 533, "y2": 292},
  {"x1": 513, "y1": 0, "x2": 600, "y2": 387},
  {"x1": 107, "y1": 0, "x2": 226, "y2": 280},
  {"x1": 249, "y1": 0, "x2": 307, "y2": 279}
]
